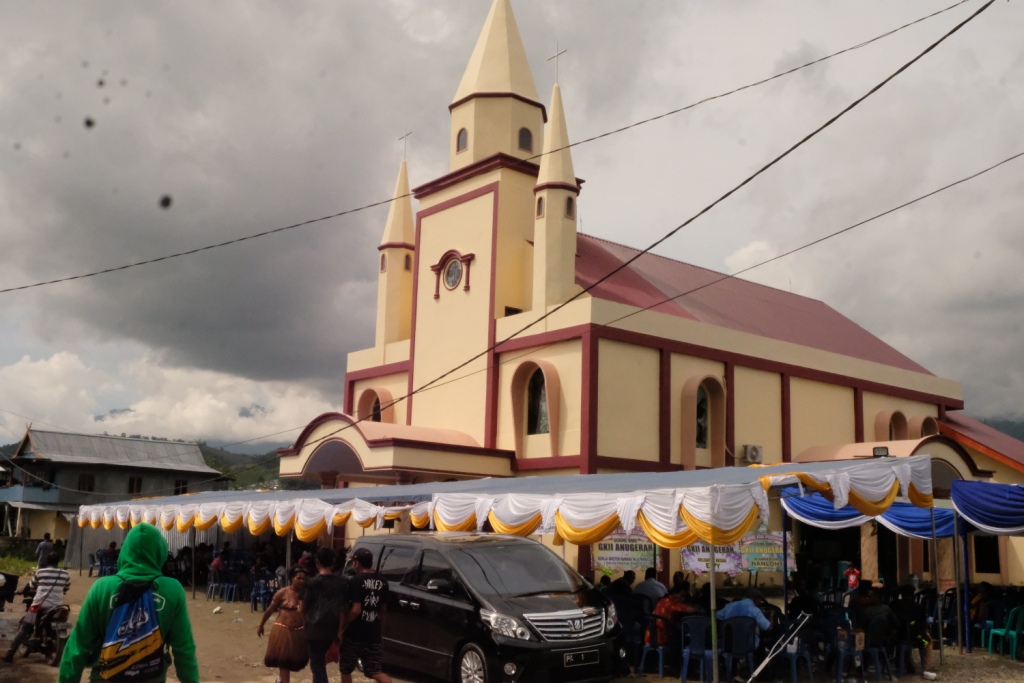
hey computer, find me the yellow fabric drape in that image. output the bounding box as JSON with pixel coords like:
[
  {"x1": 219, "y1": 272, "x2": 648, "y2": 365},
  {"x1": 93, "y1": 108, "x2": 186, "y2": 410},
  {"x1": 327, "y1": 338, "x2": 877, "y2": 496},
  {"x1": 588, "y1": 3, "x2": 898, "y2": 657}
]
[
  {"x1": 908, "y1": 482, "x2": 933, "y2": 508},
  {"x1": 118, "y1": 519, "x2": 130, "y2": 530},
  {"x1": 273, "y1": 515, "x2": 295, "y2": 536},
  {"x1": 434, "y1": 511, "x2": 478, "y2": 533},
  {"x1": 247, "y1": 515, "x2": 273, "y2": 536},
  {"x1": 159, "y1": 517, "x2": 175, "y2": 531},
  {"x1": 354, "y1": 515, "x2": 377, "y2": 529},
  {"x1": 384, "y1": 510, "x2": 405, "y2": 521},
  {"x1": 847, "y1": 481, "x2": 900, "y2": 517},
  {"x1": 636, "y1": 511, "x2": 699, "y2": 549},
  {"x1": 102, "y1": 518, "x2": 115, "y2": 531},
  {"x1": 296, "y1": 519, "x2": 327, "y2": 542},
  {"x1": 221, "y1": 513, "x2": 245, "y2": 534},
  {"x1": 333, "y1": 511, "x2": 353, "y2": 528},
  {"x1": 195, "y1": 515, "x2": 219, "y2": 532},
  {"x1": 679, "y1": 505, "x2": 761, "y2": 545},
  {"x1": 553, "y1": 511, "x2": 620, "y2": 545},
  {"x1": 410, "y1": 511, "x2": 430, "y2": 528},
  {"x1": 175, "y1": 515, "x2": 194, "y2": 533},
  {"x1": 487, "y1": 511, "x2": 542, "y2": 537}
]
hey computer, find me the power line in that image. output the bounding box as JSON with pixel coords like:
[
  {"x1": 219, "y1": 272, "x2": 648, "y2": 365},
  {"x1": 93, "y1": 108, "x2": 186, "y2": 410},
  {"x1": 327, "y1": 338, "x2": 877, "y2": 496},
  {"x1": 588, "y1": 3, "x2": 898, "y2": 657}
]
[{"x1": 0, "y1": 0, "x2": 977, "y2": 297}]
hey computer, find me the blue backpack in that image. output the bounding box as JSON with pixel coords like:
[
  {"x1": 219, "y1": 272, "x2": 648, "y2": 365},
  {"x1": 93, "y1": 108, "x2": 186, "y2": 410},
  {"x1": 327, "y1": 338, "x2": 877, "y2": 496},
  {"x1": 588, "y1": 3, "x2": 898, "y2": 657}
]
[{"x1": 97, "y1": 580, "x2": 164, "y2": 682}]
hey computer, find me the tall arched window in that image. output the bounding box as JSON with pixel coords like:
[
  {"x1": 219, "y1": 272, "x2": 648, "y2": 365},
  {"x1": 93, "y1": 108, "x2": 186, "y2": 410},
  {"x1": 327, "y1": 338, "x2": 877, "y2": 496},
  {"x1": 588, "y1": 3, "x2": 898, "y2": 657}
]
[
  {"x1": 536, "y1": 196, "x2": 544, "y2": 218},
  {"x1": 404, "y1": 254, "x2": 412, "y2": 271},
  {"x1": 874, "y1": 410, "x2": 909, "y2": 441},
  {"x1": 695, "y1": 385, "x2": 709, "y2": 449},
  {"x1": 681, "y1": 375, "x2": 726, "y2": 470},
  {"x1": 380, "y1": 254, "x2": 387, "y2": 272},
  {"x1": 371, "y1": 397, "x2": 382, "y2": 422},
  {"x1": 565, "y1": 196, "x2": 575, "y2": 218},
  {"x1": 357, "y1": 388, "x2": 395, "y2": 424},
  {"x1": 518, "y1": 127, "x2": 533, "y2": 152},
  {"x1": 456, "y1": 128, "x2": 468, "y2": 153},
  {"x1": 527, "y1": 369, "x2": 549, "y2": 435}
]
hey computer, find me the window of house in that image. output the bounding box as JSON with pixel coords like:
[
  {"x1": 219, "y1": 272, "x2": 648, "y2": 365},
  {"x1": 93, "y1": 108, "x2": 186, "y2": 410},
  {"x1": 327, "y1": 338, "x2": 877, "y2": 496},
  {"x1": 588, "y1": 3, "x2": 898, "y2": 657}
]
[
  {"x1": 404, "y1": 254, "x2": 412, "y2": 271},
  {"x1": 174, "y1": 480, "x2": 189, "y2": 496},
  {"x1": 456, "y1": 128, "x2": 468, "y2": 153},
  {"x1": 527, "y1": 369, "x2": 550, "y2": 435},
  {"x1": 518, "y1": 127, "x2": 533, "y2": 152},
  {"x1": 504, "y1": 306, "x2": 523, "y2": 317},
  {"x1": 696, "y1": 384, "x2": 709, "y2": 449},
  {"x1": 974, "y1": 535, "x2": 1000, "y2": 574},
  {"x1": 78, "y1": 474, "x2": 95, "y2": 492},
  {"x1": 371, "y1": 397, "x2": 382, "y2": 423},
  {"x1": 380, "y1": 253, "x2": 387, "y2": 272},
  {"x1": 536, "y1": 196, "x2": 544, "y2": 218},
  {"x1": 565, "y1": 196, "x2": 575, "y2": 218},
  {"x1": 128, "y1": 476, "x2": 143, "y2": 495}
]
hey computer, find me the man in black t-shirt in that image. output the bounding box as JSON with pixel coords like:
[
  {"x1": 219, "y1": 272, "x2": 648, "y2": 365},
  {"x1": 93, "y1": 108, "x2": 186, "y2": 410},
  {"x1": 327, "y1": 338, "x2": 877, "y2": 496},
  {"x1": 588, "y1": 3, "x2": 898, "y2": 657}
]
[
  {"x1": 340, "y1": 547, "x2": 391, "y2": 683},
  {"x1": 301, "y1": 548, "x2": 347, "y2": 683}
]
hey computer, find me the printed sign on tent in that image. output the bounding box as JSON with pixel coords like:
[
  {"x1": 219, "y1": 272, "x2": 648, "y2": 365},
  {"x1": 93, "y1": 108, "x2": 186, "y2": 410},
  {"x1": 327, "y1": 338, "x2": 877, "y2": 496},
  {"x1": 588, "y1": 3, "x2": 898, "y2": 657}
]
[
  {"x1": 681, "y1": 542, "x2": 743, "y2": 576},
  {"x1": 592, "y1": 530, "x2": 661, "y2": 574},
  {"x1": 737, "y1": 531, "x2": 795, "y2": 573}
]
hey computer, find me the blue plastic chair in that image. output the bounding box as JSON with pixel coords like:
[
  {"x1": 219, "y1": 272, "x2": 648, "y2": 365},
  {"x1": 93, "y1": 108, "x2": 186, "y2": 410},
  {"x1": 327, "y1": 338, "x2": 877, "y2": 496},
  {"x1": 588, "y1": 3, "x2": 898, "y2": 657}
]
[
  {"x1": 639, "y1": 613, "x2": 670, "y2": 678},
  {"x1": 719, "y1": 616, "x2": 758, "y2": 683},
  {"x1": 205, "y1": 567, "x2": 222, "y2": 601},
  {"x1": 779, "y1": 616, "x2": 815, "y2": 683},
  {"x1": 220, "y1": 571, "x2": 239, "y2": 602},
  {"x1": 680, "y1": 616, "x2": 713, "y2": 682},
  {"x1": 862, "y1": 615, "x2": 895, "y2": 682}
]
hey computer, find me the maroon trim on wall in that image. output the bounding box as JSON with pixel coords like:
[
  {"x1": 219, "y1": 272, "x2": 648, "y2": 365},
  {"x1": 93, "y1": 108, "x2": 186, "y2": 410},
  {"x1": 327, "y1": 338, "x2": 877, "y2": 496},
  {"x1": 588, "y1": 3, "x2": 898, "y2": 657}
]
[
  {"x1": 595, "y1": 324, "x2": 963, "y2": 410},
  {"x1": 484, "y1": 185, "x2": 501, "y2": 450},
  {"x1": 781, "y1": 374, "x2": 792, "y2": 463},
  {"x1": 533, "y1": 181, "x2": 581, "y2": 194},
  {"x1": 577, "y1": 545, "x2": 591, "y2": 578},
  {"x1": 346, "y1": 361, "x2": 410, "y2": 382},
  {"x1": 594, "y1": 456, "x2": 687, "y2": 473},
  {"x1": 408, "y1": 182, "x2": 501, "y2": 427},
  {"x1": 377, "y1": 242, "x2": 415, "y2": 252},
  {"x1": 448, "y1": 92, "x2": 547, "y2": 122},
  {"x1": 725, "y1": 363, "x2": 735, "y2": 467},
  {"x1": 494, "y1": 324, "x2": 589, "y2": 353},
  {"x1": 512, "y1": 455, "x2": 584, "y2": 472},
  {"x1": 413, "y1": 153, "x2": 540, "y2": 200},
  {"x1": 854, "y1": 388, "x2": 865, "y2": 442},
  {"x1": 659, "y1": 349, "x2": 671, "y2": 465},
  {"x1": 581, "y1": 328, "x2": 599, "y2": 474}
]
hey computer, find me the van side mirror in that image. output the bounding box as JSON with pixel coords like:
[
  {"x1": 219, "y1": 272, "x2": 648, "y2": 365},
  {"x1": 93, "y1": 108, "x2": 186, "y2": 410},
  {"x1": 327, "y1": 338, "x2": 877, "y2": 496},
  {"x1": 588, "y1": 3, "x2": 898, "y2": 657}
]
[{"x1": 426, "y1": 578, "x2": 452, "y2": 594}]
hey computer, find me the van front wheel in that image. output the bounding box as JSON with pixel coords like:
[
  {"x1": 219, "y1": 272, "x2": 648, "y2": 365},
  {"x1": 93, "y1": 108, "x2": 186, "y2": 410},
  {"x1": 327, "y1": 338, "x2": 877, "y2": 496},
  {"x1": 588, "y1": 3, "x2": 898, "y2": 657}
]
[{"x1": 456, "y1": 643, "x2": 488, "y2": 683}]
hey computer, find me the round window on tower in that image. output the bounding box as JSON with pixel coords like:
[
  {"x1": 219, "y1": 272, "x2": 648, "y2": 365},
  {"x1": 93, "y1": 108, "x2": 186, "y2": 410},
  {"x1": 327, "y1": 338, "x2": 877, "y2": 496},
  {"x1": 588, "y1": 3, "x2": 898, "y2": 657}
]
[{"x1": 443, "y1": 259, "x2": 463, "y2": 290}]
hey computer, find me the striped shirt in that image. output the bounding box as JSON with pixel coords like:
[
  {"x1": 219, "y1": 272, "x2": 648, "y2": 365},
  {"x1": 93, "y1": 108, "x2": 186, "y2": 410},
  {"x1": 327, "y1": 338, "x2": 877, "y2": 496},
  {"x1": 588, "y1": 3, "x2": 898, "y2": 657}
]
[{"x1": 30, "y1": 566, "x2": 71, "y2": 610}]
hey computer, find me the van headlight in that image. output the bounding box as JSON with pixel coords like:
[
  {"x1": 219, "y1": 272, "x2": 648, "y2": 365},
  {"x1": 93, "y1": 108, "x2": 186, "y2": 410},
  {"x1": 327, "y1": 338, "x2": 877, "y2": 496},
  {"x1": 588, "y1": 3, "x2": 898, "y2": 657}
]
[
  {"x1": 606, "y1": 603, "x2": 617, "y2": 630},
  {"x1": 481, "y1": 609, "x2": 531, "y2": 640}
]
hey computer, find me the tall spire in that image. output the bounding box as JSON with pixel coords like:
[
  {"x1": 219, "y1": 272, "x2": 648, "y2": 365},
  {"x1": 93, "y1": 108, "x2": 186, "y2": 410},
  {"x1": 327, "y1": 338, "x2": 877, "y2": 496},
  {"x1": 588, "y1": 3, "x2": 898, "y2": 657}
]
[
  {"x1": 452, "y1": 0, "x2": 539, "y2": 106},
  {"x1": 381, "y1": 160, "x2": 414, "y2": 246},
  {"x1": 535, "y1": 83, "x2": 576, "y2": 190}
]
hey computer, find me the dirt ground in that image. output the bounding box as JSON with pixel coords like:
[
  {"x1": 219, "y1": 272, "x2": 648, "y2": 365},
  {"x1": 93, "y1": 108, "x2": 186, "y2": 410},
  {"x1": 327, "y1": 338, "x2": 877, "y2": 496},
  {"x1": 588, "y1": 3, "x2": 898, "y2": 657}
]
[{"x1": 2, "y1": 574, "x2": 1024, "y2": 683}]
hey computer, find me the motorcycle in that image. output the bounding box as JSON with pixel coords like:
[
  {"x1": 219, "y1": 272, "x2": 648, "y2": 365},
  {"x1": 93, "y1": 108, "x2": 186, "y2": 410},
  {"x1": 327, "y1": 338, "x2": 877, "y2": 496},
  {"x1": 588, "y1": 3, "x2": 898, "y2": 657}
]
[{"x1": 4, "y1": 582, "x2": 72, "y2": 666}]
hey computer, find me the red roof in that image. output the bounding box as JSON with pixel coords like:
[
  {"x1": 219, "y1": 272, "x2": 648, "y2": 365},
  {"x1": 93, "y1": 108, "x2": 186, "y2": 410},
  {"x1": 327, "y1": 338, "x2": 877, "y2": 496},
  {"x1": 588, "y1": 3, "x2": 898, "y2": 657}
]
[
  {"x1": 940, "y1": 412, "x2": 1024, "y2": 472},
  {"x1": 575, "y1": 233, "x2": 931, "y2": 374}
]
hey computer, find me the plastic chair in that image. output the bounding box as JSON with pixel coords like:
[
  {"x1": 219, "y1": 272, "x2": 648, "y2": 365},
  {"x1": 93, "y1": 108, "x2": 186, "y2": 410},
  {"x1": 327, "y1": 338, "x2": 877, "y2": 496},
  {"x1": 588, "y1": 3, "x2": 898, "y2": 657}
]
[
  {"x1": 777, "y1": 616, "x2": 815, "y2": 683},
  {"x1": 97, "y1": 550, "x2": 117, "y2": 577},
  {"x1": 974, "y1": 600, "x2": 1007, "y2": 650},
  {"x1": 87, "y1": 553, "x2": 99, "y2": 578},
  {"x1": 832, "y1": 620, "x2": 865, "y2": 683},
  {"x1": 896, "y1": 611, "x2": 929, "y2": 677},
  {"x1": 862, "y1": 615, "x2": 895, "y2": 682},
  {"x1": 205, "y1": 567, "x2": 222, "y2": 601},
  {"x1": 638, "y1": 613, "x2": 670, "y2": 678},
  {"x1": 988, "y1": 605, "x2": 1023, "y2": 656},
  {"x1": 680, "y1": 615, "x2": 713, "y2": 682},
  {"x1": 220, "y1": 571, "x2": 239, "y2": 602},
  {"x1": 719, "y1": 616, "x2": 758, "y2": 683}
]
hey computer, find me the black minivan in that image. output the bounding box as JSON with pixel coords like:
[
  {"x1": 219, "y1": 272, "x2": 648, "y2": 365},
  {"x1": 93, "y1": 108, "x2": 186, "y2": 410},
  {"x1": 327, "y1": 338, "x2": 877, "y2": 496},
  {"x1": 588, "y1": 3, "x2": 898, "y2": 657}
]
[{"x1": 344, "y1": 533, "x2": 627, "y2": 683}]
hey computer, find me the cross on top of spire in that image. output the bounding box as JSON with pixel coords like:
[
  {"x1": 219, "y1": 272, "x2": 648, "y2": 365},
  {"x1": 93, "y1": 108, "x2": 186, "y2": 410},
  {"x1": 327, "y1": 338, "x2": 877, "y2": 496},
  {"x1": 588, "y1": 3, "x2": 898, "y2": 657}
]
[{"x1": 547, "y1": 42, "x2": 567, "y2": 81}]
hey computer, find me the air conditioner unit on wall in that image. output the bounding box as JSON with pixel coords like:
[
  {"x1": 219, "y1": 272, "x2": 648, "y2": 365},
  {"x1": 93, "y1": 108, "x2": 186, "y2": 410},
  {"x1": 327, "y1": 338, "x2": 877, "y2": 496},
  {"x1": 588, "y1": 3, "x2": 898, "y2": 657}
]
[{"x1": 742, "y1": 444, "x2": 763, "y2": 464}]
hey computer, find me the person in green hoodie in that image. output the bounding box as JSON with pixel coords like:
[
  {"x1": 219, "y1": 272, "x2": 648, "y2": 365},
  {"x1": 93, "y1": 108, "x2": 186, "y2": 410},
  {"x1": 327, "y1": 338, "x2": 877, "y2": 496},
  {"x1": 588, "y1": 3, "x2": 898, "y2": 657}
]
[{"x1": 58, "y1": 524, "x2": 199, "y2": 683}]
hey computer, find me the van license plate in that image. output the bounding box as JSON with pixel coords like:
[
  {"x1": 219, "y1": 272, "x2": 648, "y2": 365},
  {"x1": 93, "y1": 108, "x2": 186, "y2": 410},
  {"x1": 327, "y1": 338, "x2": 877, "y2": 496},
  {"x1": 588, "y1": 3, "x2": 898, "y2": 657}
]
[{"x1": 563, "y1": 649, "x2": 598, "y2": 667}]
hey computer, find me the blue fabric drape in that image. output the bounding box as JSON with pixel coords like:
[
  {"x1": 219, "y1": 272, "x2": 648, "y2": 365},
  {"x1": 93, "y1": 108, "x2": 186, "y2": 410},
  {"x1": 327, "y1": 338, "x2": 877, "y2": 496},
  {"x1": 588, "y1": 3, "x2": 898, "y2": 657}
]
[
  {"x1": 951, "y1": 479, "x2": 1024, "y2": 535},
  {"x1": 780, "y1": 487, "x2": 957, "y2": 539}
]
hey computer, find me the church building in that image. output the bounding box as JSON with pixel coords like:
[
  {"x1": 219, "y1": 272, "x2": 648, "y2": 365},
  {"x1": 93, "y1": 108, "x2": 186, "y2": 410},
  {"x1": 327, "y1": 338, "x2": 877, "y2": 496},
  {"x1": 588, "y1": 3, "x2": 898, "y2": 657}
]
[{"x1": 278, "y1": 0, "x2": 1024, "y2": 587}]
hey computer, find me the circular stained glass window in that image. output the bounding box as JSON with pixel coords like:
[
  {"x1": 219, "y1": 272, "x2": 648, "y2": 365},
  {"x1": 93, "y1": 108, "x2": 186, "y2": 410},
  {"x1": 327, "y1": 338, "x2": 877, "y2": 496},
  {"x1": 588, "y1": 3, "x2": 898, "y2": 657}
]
[{"x1": 444, "y1": 259, "x2": 463, "y2": 290}]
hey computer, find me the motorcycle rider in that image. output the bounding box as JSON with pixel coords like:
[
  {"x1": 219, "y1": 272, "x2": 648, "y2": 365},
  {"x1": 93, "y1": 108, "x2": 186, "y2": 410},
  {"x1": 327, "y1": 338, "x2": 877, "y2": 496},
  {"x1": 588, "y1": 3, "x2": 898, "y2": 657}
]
[{"x1": 2, "y1": 550, "x2": 71, "y2": 662}]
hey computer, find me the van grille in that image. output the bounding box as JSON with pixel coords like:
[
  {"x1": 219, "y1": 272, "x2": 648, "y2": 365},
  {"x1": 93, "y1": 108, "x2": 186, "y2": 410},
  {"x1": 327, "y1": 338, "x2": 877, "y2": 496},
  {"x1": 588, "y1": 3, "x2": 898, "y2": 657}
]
[{"x1": 523, "y1": 608, "x2": 605, "y2": 642}]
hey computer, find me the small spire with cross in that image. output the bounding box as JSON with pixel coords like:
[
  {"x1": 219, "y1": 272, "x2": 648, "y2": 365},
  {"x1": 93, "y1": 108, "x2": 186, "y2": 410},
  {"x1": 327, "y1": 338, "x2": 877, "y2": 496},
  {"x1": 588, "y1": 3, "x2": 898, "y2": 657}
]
[
  {"x1": 547, "y1": 41, "x2": 567, "y2": 81},
  {"x1": 398, "y1": 129, "x2": 413, "y2": 159}
]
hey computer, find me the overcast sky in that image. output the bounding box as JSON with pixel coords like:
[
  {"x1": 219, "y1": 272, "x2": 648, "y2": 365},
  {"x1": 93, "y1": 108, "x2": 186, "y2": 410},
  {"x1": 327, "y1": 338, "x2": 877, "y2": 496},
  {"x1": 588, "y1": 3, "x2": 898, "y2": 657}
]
[{"x1": 1, "y1": 0, "x2": 1021, "y2": 452}]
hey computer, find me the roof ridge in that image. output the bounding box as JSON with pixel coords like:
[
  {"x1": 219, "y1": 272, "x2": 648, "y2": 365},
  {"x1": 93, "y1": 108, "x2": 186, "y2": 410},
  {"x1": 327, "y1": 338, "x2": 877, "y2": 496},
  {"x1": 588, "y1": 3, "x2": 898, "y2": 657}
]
[{"x1": 577, "y1": 231, "x2": 826, "y2": 305}]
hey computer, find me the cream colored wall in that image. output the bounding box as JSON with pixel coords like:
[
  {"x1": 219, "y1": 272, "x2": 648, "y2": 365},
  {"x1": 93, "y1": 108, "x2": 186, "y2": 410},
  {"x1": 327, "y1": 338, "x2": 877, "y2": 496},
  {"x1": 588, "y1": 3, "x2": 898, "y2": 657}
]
[
  {"x1": 353, "y1": 372, "x2": 410, "y2": 425},
  {"x1": 348, "y1": 340, "x2": 410, "y2": 374},
  {"x1": 733, "y1": 367, "x2": 783, "y2": 465},
  {"x1": 598, "y1": 340, "x2": 660, "y2": 460},
  {"x1": 669, "y1": 354, "x2": 725, "y2": 466},
  {"x1": 449, "y1": 98, "x2": 544, "y2": 170},
  {"x1": 410, "y1": 192, "x2": 495, "y2": 443},
  {"x1": 861, "y1": 393, "x2": 937, "y2": 439},
  {"x1": 493, "y1": 171, "x2": 537, "y2": 316},
  {"x1": 495, "y1": 340, "x2": 583, "y2": 457},
  {"x1": 790, "y1": 378, "x2": 856, "y2": 455}
]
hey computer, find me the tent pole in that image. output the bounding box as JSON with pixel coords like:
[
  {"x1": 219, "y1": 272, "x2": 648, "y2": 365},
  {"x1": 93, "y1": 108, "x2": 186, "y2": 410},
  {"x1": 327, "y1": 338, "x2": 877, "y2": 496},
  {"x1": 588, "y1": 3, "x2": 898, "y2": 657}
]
[
  {"x1": 782, "y1": 508, "x2": 790, "y2": 608},
  {"x1": 709, "y1": 543, "x2": 719, "y2": 683},
  {"x1": 961, "y1": 526, "x2": 972, "y2": 653},
  {"x1": 286, "y1": 529, "x2": 293, "y2": 569},
  {"x1": 930, "y1": 506, "x2": 944, "y2": 664},
  {"x1": 191, "y1": 526, "x2": 197, "y2": 600},
  {"x1": 952, "y1": 510, "x2": 963, "y2": 653},
  {"x1": 78, "y1": 517, "x2": 84, "y2": 577}
]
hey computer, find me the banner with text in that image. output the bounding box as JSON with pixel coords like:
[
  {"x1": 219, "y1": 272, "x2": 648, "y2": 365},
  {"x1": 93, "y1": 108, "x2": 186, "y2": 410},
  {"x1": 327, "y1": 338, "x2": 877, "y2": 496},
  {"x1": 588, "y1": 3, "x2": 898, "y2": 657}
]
[
  {"x1": 737, "y1": 531, "x2": 795, "y2": 573},
  {"x1": 593, "y1": 530, "x2": 661, "y2": 574}
]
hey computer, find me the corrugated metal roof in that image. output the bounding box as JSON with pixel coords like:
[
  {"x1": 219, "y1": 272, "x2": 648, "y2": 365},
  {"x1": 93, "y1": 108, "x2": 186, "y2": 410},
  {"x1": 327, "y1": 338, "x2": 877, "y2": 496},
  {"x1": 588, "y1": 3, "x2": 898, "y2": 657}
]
[
  {"x1": 22, "y1": 430, "x2": 220, "y2": 475},
  {"x1": 575, "y1": 233, "x2": 931, "y2": 374},
  {"x1": 940, "y1": 412, "x2": 1024, "y2": 470}
]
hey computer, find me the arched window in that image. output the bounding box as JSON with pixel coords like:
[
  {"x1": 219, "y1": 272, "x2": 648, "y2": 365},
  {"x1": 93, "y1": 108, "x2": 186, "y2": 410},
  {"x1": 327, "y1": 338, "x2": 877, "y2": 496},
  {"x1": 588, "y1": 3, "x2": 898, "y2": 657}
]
[
  {"x1": 380, "y1": 253, "x2": 387, "y2": 272},
  {"x1": 357, "y1": 388, "x2": 395, "y2": 424},
  {"x1": 536, "y1": 196, "x2": 544, "y2": 218},
  {"x1": 404, "y1": 254, "x2": 412, "y2": 271},
  {"x1": 565, "y1": 196, "x2": 575, "y2": 218},
  {"x1": 456, "y1": 128, "x2": 468, "y2": 153},
  {"x1": 875, "y1": 410, "x2": 909, "y2": 441},
  {"x1": 695, "y1": 385, "x2": 709, "y2": 449},
  {"x1": 371, "y1": 397, "x2": 382, "y2": 423},
  {"x1": 518, "y1": 127, "x2": 533, "y2": 152},
  {"x1": 527, "y1": 369, "x2": 549, "y2": 435},
  {"x1": 909, "y1": 415, "x2": 939, "y2": 438}
]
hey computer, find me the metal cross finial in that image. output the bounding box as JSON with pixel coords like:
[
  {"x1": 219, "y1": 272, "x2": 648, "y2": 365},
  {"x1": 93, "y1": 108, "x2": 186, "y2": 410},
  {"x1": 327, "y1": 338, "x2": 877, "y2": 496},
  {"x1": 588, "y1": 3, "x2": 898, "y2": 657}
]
[
  {"x1": 398, "y1": 129, "x2": 412, "y2": 159},
  {"x1": 547, "y1": 42, "x2": 567, "y2": 81}
]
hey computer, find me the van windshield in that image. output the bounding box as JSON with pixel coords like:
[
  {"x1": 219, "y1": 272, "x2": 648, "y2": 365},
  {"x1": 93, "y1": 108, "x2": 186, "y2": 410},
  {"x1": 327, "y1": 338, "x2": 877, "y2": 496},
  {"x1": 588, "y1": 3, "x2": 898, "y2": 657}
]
[{"x1": 449, "y1": 543, "x2": 588, "y2": 598}]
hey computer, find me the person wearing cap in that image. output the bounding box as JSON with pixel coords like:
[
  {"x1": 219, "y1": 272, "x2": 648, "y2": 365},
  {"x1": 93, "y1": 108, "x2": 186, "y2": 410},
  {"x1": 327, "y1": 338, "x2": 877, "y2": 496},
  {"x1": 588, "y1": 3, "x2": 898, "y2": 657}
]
[
  {"x1": 715, "y1": 588, "x2": 772, "y2": 646},
  {"x1": 340, "y1": 547, "x2": 391, "y2": 683}
]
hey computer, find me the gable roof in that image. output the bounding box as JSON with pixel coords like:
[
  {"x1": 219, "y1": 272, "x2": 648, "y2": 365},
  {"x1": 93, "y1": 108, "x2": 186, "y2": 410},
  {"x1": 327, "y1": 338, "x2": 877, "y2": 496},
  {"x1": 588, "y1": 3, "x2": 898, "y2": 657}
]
[
  {"x1": 940, "y1": 412, "x2": 1024, "y2": 474},
  {"x1": 575, "y1": 233, "x2": 931, "y2": 374},
  {"x1": 16, "y1": 429, "x2": 220, "y2": 476}
]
